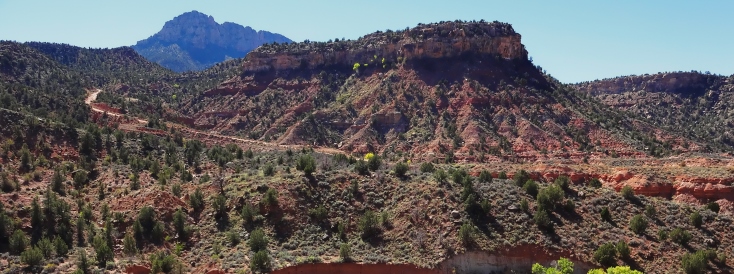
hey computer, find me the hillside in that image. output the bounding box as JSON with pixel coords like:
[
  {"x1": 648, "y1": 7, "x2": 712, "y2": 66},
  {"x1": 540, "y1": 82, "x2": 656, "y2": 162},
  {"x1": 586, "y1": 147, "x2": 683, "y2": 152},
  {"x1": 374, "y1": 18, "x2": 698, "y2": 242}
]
[
  {"x1": 1, "y1": 20, "x2": 733, "y2": 274},
  {"x1": 0, "y1": 41, "x2": 90, "y2": 125},
  {"x1": 173, "y1": 20, "x2": 705, "y2": 164},
  {"x1": 25, "y1": 42, "x2": 173, "y2": 87},
  {"x1": 20, "y1": 41, "x2": 245, "y2": 123},
  {"x1": 132, "y1": 10, "x2": 292, "y2": 72},
  {"x1": 574, "y1": 72, "x2": 734, "y2": 153}
]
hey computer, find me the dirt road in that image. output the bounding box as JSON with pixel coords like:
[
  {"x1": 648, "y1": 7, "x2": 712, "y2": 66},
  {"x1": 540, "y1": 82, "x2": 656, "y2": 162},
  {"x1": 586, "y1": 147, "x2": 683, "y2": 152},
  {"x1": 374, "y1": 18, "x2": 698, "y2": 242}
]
[{"x1": 84, "y1": 89, "x2": 343, "y2": 155}]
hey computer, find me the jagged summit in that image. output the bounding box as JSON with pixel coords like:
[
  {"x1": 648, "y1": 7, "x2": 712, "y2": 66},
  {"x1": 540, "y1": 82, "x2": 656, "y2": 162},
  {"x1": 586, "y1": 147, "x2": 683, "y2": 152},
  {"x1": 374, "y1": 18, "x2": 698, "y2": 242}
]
[{"x1": 132, "y1": 10, "x2": 292, "y2": 72}]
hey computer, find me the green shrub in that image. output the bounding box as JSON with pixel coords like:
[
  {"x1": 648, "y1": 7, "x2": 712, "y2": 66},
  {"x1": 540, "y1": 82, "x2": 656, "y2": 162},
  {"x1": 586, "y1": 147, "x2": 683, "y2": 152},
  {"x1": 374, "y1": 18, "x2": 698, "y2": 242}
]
[
  {"x1": 498, "y1": 171, "x2": 508, "y2": 179},
  {"x1": 76, "y1": 249, "x2": 89, "y2": 274},
  {"x1": 658, "y1": 229, "x2": 669, "y2": 241},
  {"x1": 308, "y1": 206, "x2": 328, "y2": 222},
  {"x1": 379, "y1": 211, "x2": 390, "y2": 227},
  {"x1": 123, "y1": 231, "x2": 137, "y2": 255},
  {"x1": 670, "y1": 228, "x2": 692, "y2": 245},
  {"x1": 458, "y1": 223, "x2": 475, "y2": 246},
  {"x1": 244, "y1": 149, "x2": 254, "y2": 159},
  {"x1": 339, "y1": 243, "x2": 351, "y2": 262},
  {"x1": 523, "y1": 180, "x2": 539, "y2": 198},
  {"x1": 1, "y1": 172, "x2": 17, "y2": 192},
  {"x1": 531, "y1": 257, "x2": 574, "y2": 274},
  {"x1": 564, "y1": 200, "x2": 576, "y2": 212},
  {"x1": 513, "y1": 169, "x2": 530, "y2": 187},
  {"x1": 480, "y1": 199, "x2": 491, "y2": 214},
  {"x1": 367, "y1": 154, "x2": 381, "y2": 171},
  {"x1": 151, "y1": 222, "x2": 165, "y2": 244},
  {"x1": 420, "y1": 162, "x2": 435, "y2": 173},
  {"x1": 241, "y1": 203, "x2": 258, "y2": 224},
  {"x1": 690, "y1": 211, "x2": 703, "y2": 228},
  {"x1": 51, "y1": 169, "x2": 65, "y2": 195},
  {"x1": 616, "y1": 241, "x2": 630, "y2": 259},
  {"x1": 433, "y1": 169, "x2": 448, "y2": 182},
  {"x1": 37, "y1": 237, "x2": 53, "y2": 258},
  {"x1": 644, "y1": 204, "x2": 657, "y2": 218},
  {"x1": 358, "y1": 210, "x2": 380, "y2": 239},
  {"x1": 394, "y1": 162, "x2": 409, "y2": 177},
  {"x1": 19, "y1": 144, "x2": 33, "y2": 172},
  {"x1": 189, "y1": 187, "x2": 204, "y2": 212},
  {"x1": 53, "y1": 237, "x2": 68, "y2": 257},
  {"x1": 554, "y1": 175, "x2": 570, "y2": 190},
  {"x1": 705, "y1": 202, "x2": 720, "y2": 213},
  {"x1": 212, "y1": 194, "x2": 227, "y2": 219},
  {"x1": 681, "y1": 251, "x2": 708, "y2": 274},
  {"x1": 534, "y1": 209, "x2": 553, "y2": 230},
  {"x1": 137, "y1": 206, "x2": 156, "y2": 234},
  {"x1": 171, "y1": 183, "x2": 182, "y2": 197},
  {"x1": 594, "y1": 242, "x2": 617, "y2": 266},
  {"x1": 150, "y1": 252, "x2": 177, "y2": 274},
  {"x1": 21, "y1": 247, "x2": 44, "y2": 268},
  {"x1": 349, "y1": 181, "x2": 359, "y2": 195},
  {"x1": 227, "y1": 229, "x2": 240, "y2": 246},
  {"x1": 354, "y1": 160, "x2": 369, "y2": 175},
  {"x1": 536, "y1": 184, "x2": 564, "y2": 211},
  {"x1": 478, "y1": 170, "x2": 492, "y2": 183},
  {"x1": 9, "y1": 229, "x2": 27, "y2": 254},
  {"x1": 249, "y1": 228, "x2": 268, "y2": 252},
  {"x1": 296, "y1": 154, "x2": 316, "y2": 176},
  {"x1": 601, "y1": 207, "x2": 611, "y2": 222},
  {"x1": 520, "y1": 199, "x2": 530, "y2": 213},
  {"x1": 94, "y1": 240, "x2": 113, "y2": 268},
  {"x1": 173, "y1": 208, "x2": 187, "y2": 241},
  {"x1": 250, "y1": 250, "x2": 270, "y2": 272},
  {"x1": 587, "y1": 266, "x2": 642, "y2": 274},
  {"x1": 589, "y1": 178, "x2": 602, "y2": 188},
  {"x1": 337, "y1": 221, "x2": 347, "y2": 240},
  {"x1": 130, "y1": 172, "x2": 140, "y2": 190},
  {"x1": 263, "y1": 163, "x2": 275, "y2": 176},
  {"x1": 73, "y1": 170, "x2": 88, "y2": 189},
  {"x1": 629, "y1": 214, "x2": 648, "y2": 235},
  {"x1": 262, "y1": 188, "x2": 279, "y2": 208},
  {"x1": 620, "y1": 185, "x2": 634, "y2": 200},
  {"x1": 76, "y1": 217, "x2": 86, "y2": 247}
]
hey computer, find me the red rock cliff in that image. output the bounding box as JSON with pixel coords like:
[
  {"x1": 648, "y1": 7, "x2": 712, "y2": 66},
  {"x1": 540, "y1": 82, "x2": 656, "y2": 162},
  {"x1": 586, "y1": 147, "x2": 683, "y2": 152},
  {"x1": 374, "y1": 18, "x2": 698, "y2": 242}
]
[{"x1": 240, "y1": 21, "x2": 527, "y2": 73}]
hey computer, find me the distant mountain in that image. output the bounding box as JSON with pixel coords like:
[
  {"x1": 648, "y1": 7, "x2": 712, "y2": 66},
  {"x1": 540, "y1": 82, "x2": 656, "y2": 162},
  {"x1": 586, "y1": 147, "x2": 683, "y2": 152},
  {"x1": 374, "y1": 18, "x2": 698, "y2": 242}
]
[{"x1": 132, "y1": 11, "x2": 292, "y2": 72}]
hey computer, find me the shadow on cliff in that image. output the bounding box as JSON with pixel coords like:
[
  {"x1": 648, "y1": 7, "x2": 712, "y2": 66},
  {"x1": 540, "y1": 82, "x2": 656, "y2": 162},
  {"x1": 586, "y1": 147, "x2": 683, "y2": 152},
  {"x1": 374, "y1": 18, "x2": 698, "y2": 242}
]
[{"x1": 406, "y1": 53, "x2": 551, "y2": 92}]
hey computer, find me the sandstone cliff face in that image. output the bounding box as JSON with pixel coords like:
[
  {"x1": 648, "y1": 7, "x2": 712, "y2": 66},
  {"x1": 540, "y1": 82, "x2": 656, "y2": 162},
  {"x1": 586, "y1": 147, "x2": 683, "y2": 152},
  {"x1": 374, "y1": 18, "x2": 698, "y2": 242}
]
[
  {"x1": 574, "y1": 72, "x2": 731, "y2": 96},
  {"x1": 239, "y1": 21, "x2": 526, "y2": 73}
]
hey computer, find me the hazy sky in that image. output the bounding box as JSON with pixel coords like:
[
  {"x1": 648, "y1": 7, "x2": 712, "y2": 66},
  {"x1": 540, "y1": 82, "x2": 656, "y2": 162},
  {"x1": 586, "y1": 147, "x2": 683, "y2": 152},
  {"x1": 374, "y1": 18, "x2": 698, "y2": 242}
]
[{"x1": 1, "y1": 0, "x2": 732, "y2": 83}]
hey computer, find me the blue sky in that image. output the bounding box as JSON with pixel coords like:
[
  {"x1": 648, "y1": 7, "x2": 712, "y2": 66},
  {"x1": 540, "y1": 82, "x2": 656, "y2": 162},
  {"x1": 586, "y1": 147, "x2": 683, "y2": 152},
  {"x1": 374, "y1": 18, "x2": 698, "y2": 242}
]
[{"x1": 1, "y1": 0, "x2": 732, "y2": 83}]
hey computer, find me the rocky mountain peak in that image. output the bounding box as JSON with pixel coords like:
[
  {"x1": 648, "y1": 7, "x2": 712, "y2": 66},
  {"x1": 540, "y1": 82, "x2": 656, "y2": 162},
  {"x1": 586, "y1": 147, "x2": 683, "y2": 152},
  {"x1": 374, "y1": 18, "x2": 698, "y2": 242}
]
[{"x1": 132, "y1": 11, "x2": 292, "y2": 72}]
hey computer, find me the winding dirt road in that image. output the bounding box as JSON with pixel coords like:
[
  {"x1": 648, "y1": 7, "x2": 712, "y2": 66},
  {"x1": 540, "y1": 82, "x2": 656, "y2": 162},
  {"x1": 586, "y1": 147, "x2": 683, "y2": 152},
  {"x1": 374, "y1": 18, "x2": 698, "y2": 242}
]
[{"x1": 85, "y1": 89, "x2": 343, "y2": 155}]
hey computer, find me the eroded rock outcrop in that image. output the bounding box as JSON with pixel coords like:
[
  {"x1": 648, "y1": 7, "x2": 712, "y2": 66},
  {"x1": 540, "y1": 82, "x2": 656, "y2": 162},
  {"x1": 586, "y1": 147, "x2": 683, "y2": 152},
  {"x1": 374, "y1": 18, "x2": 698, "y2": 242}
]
[{"x1": 206, "y1": 21, "x2": 526, "y2": 98}]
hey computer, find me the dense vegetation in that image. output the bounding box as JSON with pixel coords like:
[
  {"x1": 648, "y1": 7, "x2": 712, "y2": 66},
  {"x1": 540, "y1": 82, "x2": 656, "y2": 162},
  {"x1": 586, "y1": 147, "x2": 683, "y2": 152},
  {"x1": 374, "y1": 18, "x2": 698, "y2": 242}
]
[{"x1": 0, "y1": 41, "x2": 90, "y2": 126}]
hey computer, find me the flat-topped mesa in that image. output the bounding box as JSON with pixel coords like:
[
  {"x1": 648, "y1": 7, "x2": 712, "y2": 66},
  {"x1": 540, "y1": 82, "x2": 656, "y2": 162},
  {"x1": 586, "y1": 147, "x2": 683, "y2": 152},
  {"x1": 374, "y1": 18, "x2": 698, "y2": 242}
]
[
  {"x1": 241, "y1": 20, "x2": 527, "y2": 73},
  {"x1": 574, "y1": 72, "x2": 733, "y2": 96}
]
